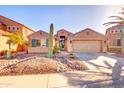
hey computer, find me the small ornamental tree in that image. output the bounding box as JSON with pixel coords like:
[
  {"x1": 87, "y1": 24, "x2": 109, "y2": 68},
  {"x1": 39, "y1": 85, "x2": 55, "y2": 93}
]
[{"x1": 47, "y1": 23, "x2": 54, "y2": 58}]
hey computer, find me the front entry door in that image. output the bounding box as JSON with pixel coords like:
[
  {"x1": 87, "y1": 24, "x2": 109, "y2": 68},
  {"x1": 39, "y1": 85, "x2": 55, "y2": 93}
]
[{"x1": 59, "y1": 36, "x2": 66, "y2": 50}]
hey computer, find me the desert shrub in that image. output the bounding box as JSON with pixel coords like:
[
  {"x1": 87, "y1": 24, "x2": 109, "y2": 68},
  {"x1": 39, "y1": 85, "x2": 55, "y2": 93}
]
[
  {"x1": 53, "y1": 44, "x2": 62, "y2": 54},
  {"x1": 53, "y1": 46, "x2": 58, "y2": 54},
  {"x1": 58, "y1": 43, "x2": 62, "y2": 50},
  {"x1": 69, "y1": 53, "x2": 75, "y2": 59}
]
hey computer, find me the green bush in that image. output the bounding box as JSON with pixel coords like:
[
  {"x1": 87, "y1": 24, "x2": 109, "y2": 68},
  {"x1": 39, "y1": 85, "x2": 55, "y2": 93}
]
[
  {"x1": 53, "y1": 44, "x2": 62, "y2": 54},
  {"x1": 53, "y1": 46, "x2": 58, "y2": 54}
]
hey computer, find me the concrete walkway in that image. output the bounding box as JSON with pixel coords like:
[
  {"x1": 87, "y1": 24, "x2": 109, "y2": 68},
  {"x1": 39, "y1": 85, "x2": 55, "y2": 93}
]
[
  {"x1": 0, "y1": 72, "x2": 80, "y2": 88},
  {"x1": 0, "y1": 70, "x2": 120, "y2": 88}
]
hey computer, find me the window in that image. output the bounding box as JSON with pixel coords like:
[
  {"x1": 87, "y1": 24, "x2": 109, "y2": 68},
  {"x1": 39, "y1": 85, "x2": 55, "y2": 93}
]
[
  {"x1": 113, "y1": 39, "x2": 121, "y2": 46},
  {"x1": 117, "y1": 39, "x2": 121, "y2": 46},
  {"x1": 17, "y1": 27, "x2": 19, "y2": 30},
  {"x1": 32, "y1": 39, "x2": 40, "y2": 47},
  {"x1": 8, "y1": 26, "x2": 19, "y2": 31},
  {"x1": 12, "y1": 27, "x2": 15, "y2": 30},
  {"x1": 86, "y1": 32, "x2": 89, "y2": 35},
  {"x1": 46, "y1": 39, "x2": 48, "y2": 47},
  {"x1": 40, "y1": 32, "x2": 42, "y2": 35},
  {"x1": 8, "y1": 27, "x2": 11, "y2": 30},
  {"x1": 111, "y1": 31, "x2": 114, "y2": 33}
]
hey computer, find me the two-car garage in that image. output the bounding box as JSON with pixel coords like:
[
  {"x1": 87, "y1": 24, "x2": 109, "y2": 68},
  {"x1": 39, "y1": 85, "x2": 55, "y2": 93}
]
[
  {"x1": 72, "y1": 28, "x2": 107, "y2": 53},
  {"x1": 73, "y1": 40, "x2": 102, "y2": 52}
]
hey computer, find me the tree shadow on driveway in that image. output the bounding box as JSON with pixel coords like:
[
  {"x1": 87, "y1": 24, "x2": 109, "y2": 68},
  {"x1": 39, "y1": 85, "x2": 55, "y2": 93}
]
[{"x1": 61, "y1": 53, "x2": 124, "y2": 88}]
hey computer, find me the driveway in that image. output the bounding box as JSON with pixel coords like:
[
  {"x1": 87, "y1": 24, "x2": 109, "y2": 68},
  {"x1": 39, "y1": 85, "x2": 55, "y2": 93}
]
[
  {"x1": 74, "y1": 53, "x2": 124, "y2": 70},
  {"x1": 74, "y1": 53, "x2": 124, "y2": 87}
]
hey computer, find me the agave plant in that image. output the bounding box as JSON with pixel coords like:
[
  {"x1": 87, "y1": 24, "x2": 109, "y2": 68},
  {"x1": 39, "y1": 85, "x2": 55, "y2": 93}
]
[{"x1": 103, "y1": 8, "x2": 124, "y2": 54}]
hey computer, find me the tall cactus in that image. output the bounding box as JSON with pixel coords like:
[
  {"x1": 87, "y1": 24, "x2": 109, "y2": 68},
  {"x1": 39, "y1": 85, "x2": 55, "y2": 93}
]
[{"x1": 47, "y1": 23, "x2": 54, "y2": 58}]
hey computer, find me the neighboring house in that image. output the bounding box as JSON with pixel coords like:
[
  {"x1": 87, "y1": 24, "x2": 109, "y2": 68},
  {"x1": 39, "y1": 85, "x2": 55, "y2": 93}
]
[
  {"x1": 56, "y1": 29, "x2": 73, "y2": 52},
  {"x1": 0, "y1": 29, "x2": 18, "y2": 56},
  {"x1": 105, "y1": 25, "x2": 122, "y2": 53},
  {"x1": 0, "y1": 15, "x2": 34, "y2": 39},
  {"x1": 0, "y1": 15, "x2": 34, "y2": 55},
  {"x1": 0, "y1": 29, "x2": 11, "y2": 56},
  {"x1": 27, "y1": 30, "x2": 49, "y2": 53},
  {"x1": 72, "y1": 28, "x2": 107, "y2": 53}
]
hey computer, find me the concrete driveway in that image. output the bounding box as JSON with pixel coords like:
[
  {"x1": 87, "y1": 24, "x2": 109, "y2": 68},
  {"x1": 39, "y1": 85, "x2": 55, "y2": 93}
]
[{"x1": 74, "y1": 53, "x2": 124, "y2": 70}]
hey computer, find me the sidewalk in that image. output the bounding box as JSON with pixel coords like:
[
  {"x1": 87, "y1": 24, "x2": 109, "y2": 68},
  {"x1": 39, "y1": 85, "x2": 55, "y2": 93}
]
[
  {"x1": 0, "y1": 73, "x2": 72, "y2": 88},
  {"x1": 0, "y1": 70, "x2": 115, "y2": 88}
]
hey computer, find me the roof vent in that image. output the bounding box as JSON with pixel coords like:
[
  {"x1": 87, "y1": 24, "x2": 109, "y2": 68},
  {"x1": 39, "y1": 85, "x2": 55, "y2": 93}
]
[{"x1": 86, "y1": 32, "x2": 89, "y2": 35}]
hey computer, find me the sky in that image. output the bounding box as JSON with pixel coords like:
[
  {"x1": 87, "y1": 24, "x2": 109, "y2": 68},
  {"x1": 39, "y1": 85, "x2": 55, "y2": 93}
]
[{"x1": 0, "y1": 5, "x2": 123, "y2": 34}]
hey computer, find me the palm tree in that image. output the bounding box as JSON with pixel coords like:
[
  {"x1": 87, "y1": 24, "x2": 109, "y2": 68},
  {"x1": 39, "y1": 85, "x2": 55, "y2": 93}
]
[
  {"x1": 9, "y1": 32, "x2": 29, "y2": 51},
  {"x1": 103, "y1": 8, "x2": 124, "y2": 54},
  {"x1": 6, "y1": 32, "x2": 29, "y2": 59}
]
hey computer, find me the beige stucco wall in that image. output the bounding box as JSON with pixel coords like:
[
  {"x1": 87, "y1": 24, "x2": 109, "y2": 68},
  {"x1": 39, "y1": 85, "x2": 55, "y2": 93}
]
[
  {"x1": 102, "y1": 40, "x2": 107, "y2": 53},
  {"x1": 22, "y1": 27, "x2": 34, "y2": 40},
  {"x1": 0, "y1": 35, "x2": 17, "y2": 52},
  {"x1": 28, "y1": 46, "x2": 48, "y2": 53},
  {"x1": 65, "y1": 38, "x2": 73, "y2": 52}
]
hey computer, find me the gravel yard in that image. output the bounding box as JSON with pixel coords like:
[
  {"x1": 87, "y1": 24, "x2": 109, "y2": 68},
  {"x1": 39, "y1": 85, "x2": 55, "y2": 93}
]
[{"x1": 0, "y1": 52, "x2": 88, "y2": 76}]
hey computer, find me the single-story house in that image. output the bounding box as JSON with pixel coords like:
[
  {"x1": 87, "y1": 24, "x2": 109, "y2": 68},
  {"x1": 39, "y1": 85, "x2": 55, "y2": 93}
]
[
  {"x1": 72, "y1": 28, "x2": 107, "y2": 53},
  {"x1": 27, "y1": 28, "x2": 107, "y2": 53},
  {"x1": 27, "y1": 30, "x2": 49, "y2": 53}
]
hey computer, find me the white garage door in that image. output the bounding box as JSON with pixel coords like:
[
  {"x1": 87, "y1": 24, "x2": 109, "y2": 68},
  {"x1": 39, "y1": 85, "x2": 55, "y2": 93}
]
[{"x1": 73, "y1": 40, "x2": 101, "y2": 52}]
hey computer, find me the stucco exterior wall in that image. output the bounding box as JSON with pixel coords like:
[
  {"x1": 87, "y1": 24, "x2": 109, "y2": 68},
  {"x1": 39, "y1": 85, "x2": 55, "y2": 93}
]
[
  {"x1": 28, "y1": 47, "x2": 48, "y2": 53},
  {"x1": 106, "y1": 25, "x2": 122, "y2": 52},
  {"x1": 22, "y1": 27, "x2": 34, "y2": 40},
  {"x1": 0, "y1": 15, "x2": 35, "y2": 53},
  {"x1": 0, "y1": 35, "x2": 17, "y2": 52}
]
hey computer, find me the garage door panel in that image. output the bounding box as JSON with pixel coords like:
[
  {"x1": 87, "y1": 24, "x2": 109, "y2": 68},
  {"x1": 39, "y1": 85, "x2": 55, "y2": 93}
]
[{"x1": 73, "y1": 41, "x2": 101, "y2": 52}]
